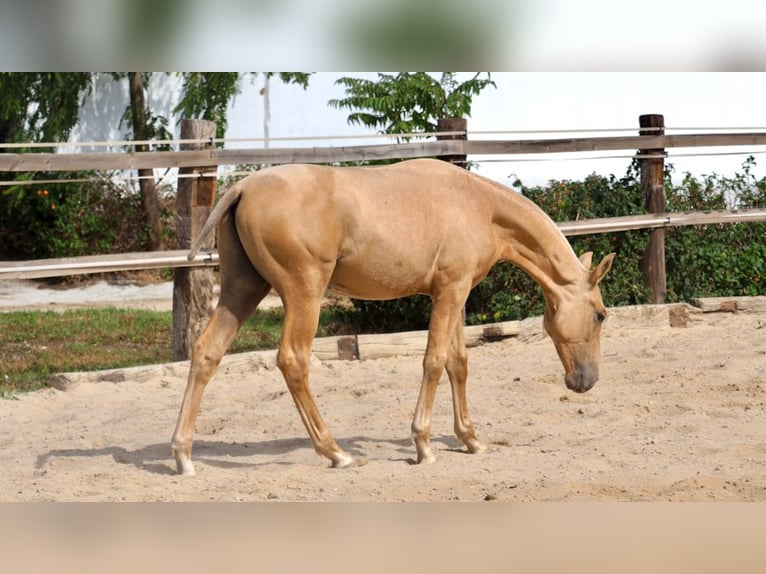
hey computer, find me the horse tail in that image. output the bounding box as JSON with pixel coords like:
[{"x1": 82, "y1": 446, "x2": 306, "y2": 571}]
[{"x1": 187, "y1": 180, "x2": 245, "y2": 261}]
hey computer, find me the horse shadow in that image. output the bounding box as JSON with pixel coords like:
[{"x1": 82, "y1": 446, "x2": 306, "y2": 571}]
[{"x1": 35, "y1": 435, "x2": 466, "y2": 476}]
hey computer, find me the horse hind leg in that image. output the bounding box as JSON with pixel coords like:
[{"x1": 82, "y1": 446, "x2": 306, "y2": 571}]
[
  {"x1": 172, "y1": 208, "x2": 270, "y2": 476},
  {"x1": 277, "y1": 286, "x2": 354, "y2": 469},
  {"x1": 171, "y1": 278, "x2": 270, "y2": 476}
]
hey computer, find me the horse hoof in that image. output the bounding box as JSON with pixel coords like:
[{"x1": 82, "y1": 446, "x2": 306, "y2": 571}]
[
  {"x1": 175, "y1": 458, "x2": 196, "y2": 477},
  {"x1": 331, "y1": 452, "x2": 355, "y2": 469},
  {"x1": 416, "y1": 451, "x2": 437, "y2": 465},
  {"x1": 465, "y1": 439, "x2": 488, "y2": 454}
]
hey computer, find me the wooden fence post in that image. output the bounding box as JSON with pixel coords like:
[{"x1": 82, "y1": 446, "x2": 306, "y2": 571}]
[
  {"x1": 638, "y1": 114, "x2": 667, "y2": 304},
  {"x1": 173, "y1": 119, "x2": 217, "y2": 361},
  {"x1": 437, "y1": 117, "x2": 468, "y2": 169}
]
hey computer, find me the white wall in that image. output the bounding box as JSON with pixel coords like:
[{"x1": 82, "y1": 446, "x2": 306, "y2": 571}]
[{"x1": 68, "y1": 73, "x2": 185, "y2": 153}]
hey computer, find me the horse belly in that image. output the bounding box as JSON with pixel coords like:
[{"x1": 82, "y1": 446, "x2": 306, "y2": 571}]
[{"x1": 328, "y1": 251, "x2": 432, "y2": 301}]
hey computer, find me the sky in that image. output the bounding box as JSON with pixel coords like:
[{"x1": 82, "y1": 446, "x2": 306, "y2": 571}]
[{"x1": 218, "y1": 72, "x2": 766, "y2": 187}]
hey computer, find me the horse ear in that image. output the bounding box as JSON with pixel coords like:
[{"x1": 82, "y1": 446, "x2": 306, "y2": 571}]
[
  {"x1": 591, "y1": 253, "x2": 616, "y2": 286},
  {"x1": 579, "y1": 251, "x2": 594, "y2": 269}
]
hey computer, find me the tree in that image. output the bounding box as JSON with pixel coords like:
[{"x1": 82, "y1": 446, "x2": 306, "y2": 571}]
[
  {"x1": 174, "y1": 72, "x2": 313, "y2": 139},
  {"x1": 328, "y1": 72, "x2": 495, "y2": 138},
  {"x1": 127, "y1": 72, "x2": 166, "y2": 251},
  {"x1": 173, "y1": 73, "x2": 240, "y2": 140},
  {"x1": 102, "y1": 73, "x2": 173, "y2": 251},
  {"x1": 0, "y1": 73, "x2": 92, "y2": 146},
  {"x1": 0, "y1": 74, "x2": 95, "y2": 260}
]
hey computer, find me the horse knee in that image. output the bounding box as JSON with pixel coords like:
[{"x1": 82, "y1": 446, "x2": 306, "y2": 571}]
[
  {"x1": 423, "y1": 352, "x2": 448, "y2": 377},
  {"x1": 277, "y1": 348, "x2": 309, "y2": 384}
]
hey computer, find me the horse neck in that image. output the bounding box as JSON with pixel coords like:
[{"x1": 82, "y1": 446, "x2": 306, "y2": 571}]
[{"x1": 485, "y1": 180, "x2": 584, "y2": 291}]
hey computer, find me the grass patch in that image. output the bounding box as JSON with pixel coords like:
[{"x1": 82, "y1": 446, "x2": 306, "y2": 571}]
[{"x1": 0, "y1": 306, "x2": 348, "y2": 395}]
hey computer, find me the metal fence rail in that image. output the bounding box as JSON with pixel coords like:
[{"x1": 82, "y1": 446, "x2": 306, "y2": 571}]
[
  {"x1": 0, "y1": 250, "x2": 218, "y2": 281},
  {"x1": 557, "y1": 208, "x2": 766, "y2": 236}
]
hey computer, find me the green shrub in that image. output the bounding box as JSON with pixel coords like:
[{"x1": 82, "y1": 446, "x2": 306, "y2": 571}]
[
  {"x1": 664, "y1": 159, "x2": 766, "y2": 300},
  {"x1": 0, "y1": 172, "x2": 171, "y2": 261}
]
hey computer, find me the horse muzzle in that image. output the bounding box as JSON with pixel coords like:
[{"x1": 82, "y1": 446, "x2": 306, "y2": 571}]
[{"x1": 565, "y1": 363, "x2": 599, "y2": 393}]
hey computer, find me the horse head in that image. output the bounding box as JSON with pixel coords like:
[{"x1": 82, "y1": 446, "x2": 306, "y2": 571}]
[{"x1": 542, "y1": 252, "x2": 615, "y2": 393}]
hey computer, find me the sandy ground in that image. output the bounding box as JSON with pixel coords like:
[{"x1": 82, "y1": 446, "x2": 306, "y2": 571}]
[{"x1": 1, "y1": 278, "x2": 765, "y2": 501}]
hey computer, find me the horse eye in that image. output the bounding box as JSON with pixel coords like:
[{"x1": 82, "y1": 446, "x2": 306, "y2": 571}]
[{"x1": 595, "y1": 311, "x2": 606, "y2": 323}]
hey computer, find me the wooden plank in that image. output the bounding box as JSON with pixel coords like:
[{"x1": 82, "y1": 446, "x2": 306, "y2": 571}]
[
  {"x1": 5, "y1": 131, "x2": 766, "y2": 173},
  {"x1": 357, "y1": 331, "x2": 429, "y2": 360},
  {"x1": 47, "y1": 320, "x2": 526, "y2": 388},
  {"x1": 666, "y1": 133, "x2": 766, "y2": 147},
  {"x1": 691, "y1": 296, "x2": 766, "y2": 313},
  {"x1": 311, "y1": 336, "x2": 359, "y2": 361},
  {"x1": 312, "y1": 336, "x2": 344, "y2": 361},
  {"x1": 466, "y1": 132, "x2": 766, "y2": 156},
  {"x1": 464, "y1": 321, "x2": 521, "y2": 346},
  {"x1": 0, "y1": 149, "x2": 214, "y2": 172},
  {"x1": 350, "y1": 320, "x2": 522, "y2": 361},
  {"x1": 214, "y1": 140, "x2": 465, "y2": 166},
  {"x1": 3, "y1": 209, "x2": 762, "y2": 281},
  {"x1": 602, "y1": 305, "x2": 671, "y2": 331},
  {"x1": 467, "y1": 136, "x2": 662, "y2": 155},
  {"x1": 0, "y1": 140, "x2": 465, "y2": 173},
  {"x1": 49, "y1": 348, "x2": 279, "y2": 390},
  {"x1": 667, "y1": 304, "x2": 704, "y2": 328}
]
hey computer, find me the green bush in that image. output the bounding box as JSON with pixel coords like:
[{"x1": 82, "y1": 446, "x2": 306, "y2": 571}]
[
  {"x1": 0, "y1": 172, "x2": 170, "y2": 261},
  {"x1": 664, "y1": 159, "x2": 766, "y2": 300}
]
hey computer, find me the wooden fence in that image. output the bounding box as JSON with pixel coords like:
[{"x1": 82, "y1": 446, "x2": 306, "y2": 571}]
[
  {"x1": 5, "y1": 131, "x2": 766, "y2": 172},
  {"x1": 2, "y1": 116, "x2": 766, "y2": 357}
]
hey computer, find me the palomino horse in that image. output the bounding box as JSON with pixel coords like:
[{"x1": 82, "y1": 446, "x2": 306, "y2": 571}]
[{"x1": 171, "y1": 158, "x2": 615, "y2": 476}]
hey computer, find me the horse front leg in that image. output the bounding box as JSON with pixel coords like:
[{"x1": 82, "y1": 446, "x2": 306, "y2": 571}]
[
  {"x1": 411, "y1": 288, "x2": 469, "y2": 464},
  {"x1": 446, "y1": 321, "x2": 487, "y2": 455},
  {"x1": 277, "y1": 294, "x2": 355, "y2": 469}
]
